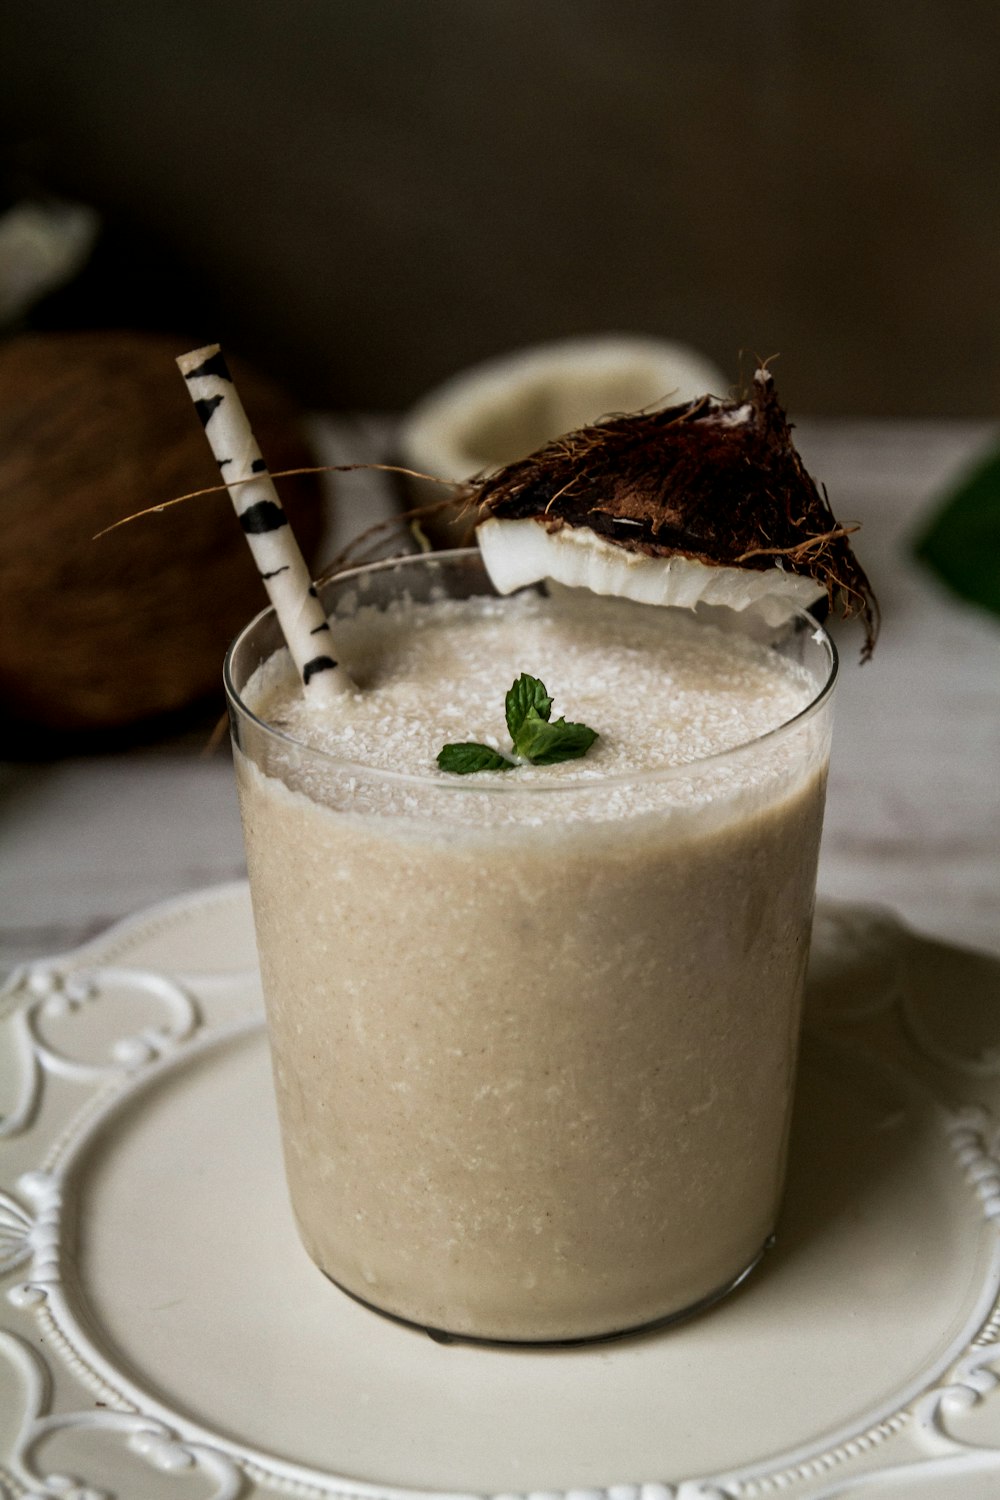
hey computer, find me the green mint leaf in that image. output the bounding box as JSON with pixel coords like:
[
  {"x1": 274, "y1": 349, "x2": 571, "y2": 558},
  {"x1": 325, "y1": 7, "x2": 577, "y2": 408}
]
[
  {"x1": 437, "y1": 674, "x2": 598, "y2": 772},
  {"x1": 505, "y1": 673, "x2": 552, "y2": 740},
  {"x1": 436, "y1": 742, "x2": 515, "y2": 775},
  {"x1": 513, "y1": 709, "x2": 598, "y2": 765}
]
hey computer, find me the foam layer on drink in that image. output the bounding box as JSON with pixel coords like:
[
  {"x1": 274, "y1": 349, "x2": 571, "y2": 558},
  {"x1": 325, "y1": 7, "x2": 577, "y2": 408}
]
[{"x1": 242, "y1": 587, "x2": 819, "y2": 830}]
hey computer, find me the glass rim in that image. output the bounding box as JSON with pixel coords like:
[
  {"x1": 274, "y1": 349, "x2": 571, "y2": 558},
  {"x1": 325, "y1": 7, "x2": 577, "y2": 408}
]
[{"x1": 223, "y1": 547, "x2": 839, "y2": 796}]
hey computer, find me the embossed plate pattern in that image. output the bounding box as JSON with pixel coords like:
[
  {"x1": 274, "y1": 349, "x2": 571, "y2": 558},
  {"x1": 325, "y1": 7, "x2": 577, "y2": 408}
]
[{"x1": 2, "y1": 884, "x2": 1000, "y2": 1499}]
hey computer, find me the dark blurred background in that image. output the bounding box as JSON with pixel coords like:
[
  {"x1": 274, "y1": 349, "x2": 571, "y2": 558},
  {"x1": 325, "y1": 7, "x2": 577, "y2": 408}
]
[{"x1": 2, "y1": 0, "x2": 998, "y2": 415}]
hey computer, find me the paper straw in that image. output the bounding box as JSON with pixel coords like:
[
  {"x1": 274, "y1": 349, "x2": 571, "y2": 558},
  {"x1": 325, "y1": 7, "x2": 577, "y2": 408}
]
[{"x1": 176, "y1": 343, "x2": 352, "y2": 702}]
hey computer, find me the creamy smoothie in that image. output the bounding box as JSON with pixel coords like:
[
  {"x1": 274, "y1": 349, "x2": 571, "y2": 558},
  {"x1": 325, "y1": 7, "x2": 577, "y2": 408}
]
[{"x1": 228, "y1": 551, "x2": 834, "y2": 1342}]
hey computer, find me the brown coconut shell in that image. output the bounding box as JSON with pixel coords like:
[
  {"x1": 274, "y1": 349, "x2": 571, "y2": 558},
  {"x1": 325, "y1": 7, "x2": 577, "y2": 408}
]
[
  {"x1": 473, "y1": 367, "x2": 879, "y2": 658},
  {"x1": 0, "y1": 330, "x2": 325, "y2": 741}
]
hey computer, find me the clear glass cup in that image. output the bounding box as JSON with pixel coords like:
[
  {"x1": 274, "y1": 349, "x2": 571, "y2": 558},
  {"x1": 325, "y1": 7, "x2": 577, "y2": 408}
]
[{"x1": 224, "y1": 549, "x2": 836, "y2": 1344}]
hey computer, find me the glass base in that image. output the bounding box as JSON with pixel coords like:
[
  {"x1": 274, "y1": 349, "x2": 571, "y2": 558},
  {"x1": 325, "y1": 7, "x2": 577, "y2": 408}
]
[{"x1": 321, "y1": 1234, "x2": 775, "y2": 1348}]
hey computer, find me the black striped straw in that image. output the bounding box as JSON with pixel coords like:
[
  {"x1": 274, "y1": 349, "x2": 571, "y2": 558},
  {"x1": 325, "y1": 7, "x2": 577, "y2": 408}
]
[{"x1": 177, "y1": 344, "x2": 352, "y2": 701}]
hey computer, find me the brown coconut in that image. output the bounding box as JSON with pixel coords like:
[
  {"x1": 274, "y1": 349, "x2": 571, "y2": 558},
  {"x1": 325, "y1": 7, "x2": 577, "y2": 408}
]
[
  {"x1": 0, "y1": 330, "x2": 324, "y2": 741},
  {"x1": 473, "y1": 367, "x2": 879, "y2": 657}
]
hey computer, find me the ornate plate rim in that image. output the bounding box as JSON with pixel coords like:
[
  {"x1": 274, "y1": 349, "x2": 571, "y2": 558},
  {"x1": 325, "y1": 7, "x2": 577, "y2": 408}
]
[{"x1": 3, "y1": 883, "x2": 1000, "y2": 1500}]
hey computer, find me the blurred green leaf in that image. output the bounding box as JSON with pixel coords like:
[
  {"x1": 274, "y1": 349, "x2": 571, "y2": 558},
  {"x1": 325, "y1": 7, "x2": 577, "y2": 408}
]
[{"x1": 915, "y1": 447, "x2": 1000, "y2": 619}]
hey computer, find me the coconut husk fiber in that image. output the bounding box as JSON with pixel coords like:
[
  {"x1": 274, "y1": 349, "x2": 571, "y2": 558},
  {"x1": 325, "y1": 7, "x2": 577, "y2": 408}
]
[
  {"x1": 0, "y1": 330, "x2": 324, "y2": 744},
  {"x1": 473, "y1": 367, "x2": 879, "y2": 657}
]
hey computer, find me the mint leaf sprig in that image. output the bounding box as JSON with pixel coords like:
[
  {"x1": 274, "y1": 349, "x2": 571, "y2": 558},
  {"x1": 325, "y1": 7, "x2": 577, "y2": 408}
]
[{"x1": 437, "y1": 673, "x2": 598, "y2": 775}]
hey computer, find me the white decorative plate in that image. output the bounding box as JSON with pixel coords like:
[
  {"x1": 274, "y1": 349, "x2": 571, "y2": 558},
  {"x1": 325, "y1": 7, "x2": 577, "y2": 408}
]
[{"x1": 2, "y1": 884, "x2": 1000, "y2": 1500}]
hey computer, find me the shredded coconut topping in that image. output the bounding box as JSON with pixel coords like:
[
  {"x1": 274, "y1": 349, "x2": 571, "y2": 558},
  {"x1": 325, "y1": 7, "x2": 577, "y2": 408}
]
[{"x1": 245, "y1": 588, "x2": 815, "y2": 791}]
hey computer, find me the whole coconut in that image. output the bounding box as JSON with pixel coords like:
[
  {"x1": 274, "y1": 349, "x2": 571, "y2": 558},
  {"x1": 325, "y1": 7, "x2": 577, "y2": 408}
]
[{"x1": 0, "y1": 330, "x2": 324, "y2": 741}]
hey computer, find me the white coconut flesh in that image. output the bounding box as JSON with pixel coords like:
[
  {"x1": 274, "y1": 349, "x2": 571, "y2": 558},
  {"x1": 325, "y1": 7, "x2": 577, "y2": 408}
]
[{"x1": 477, "y1": 515, "x2": 825, "y2": 618}]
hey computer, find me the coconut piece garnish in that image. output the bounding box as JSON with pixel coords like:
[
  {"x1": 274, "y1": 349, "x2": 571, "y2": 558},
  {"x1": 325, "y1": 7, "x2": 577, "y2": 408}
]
[{"x1": 473, "y1": 367, "x2": 879, "y2": 659}]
